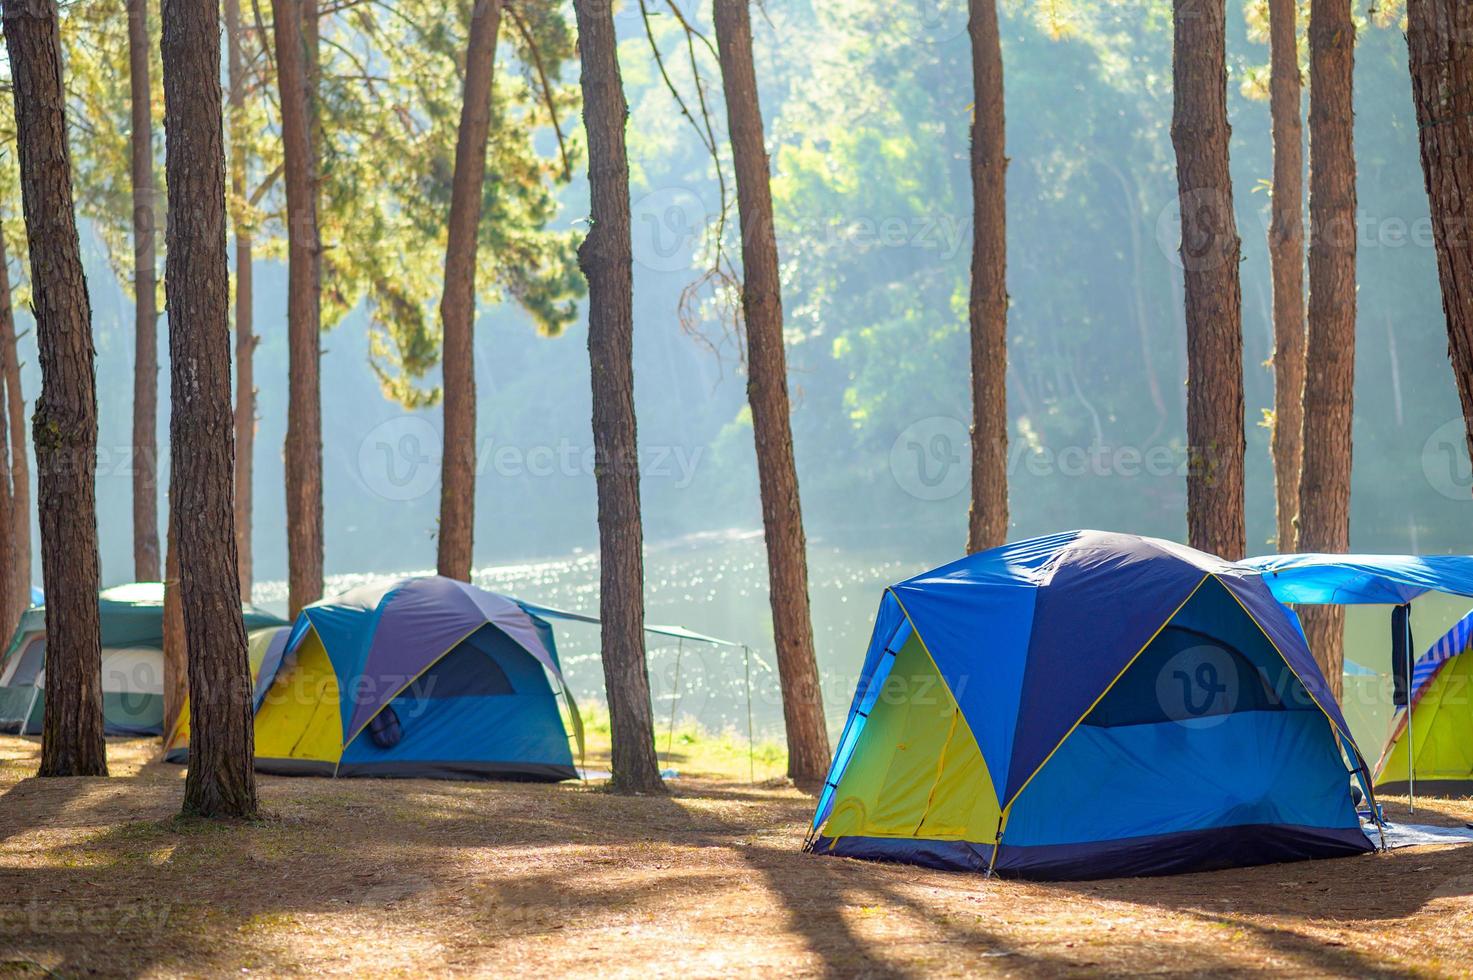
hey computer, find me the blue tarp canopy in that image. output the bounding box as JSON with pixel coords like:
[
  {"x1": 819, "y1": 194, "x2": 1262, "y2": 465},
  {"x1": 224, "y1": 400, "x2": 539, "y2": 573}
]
[{"x1": 1241, "y1": 554, "x2": 1473, "y2": 606}]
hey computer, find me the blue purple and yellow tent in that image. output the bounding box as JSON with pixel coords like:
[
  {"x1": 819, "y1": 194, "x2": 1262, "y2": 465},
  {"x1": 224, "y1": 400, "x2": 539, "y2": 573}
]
[
  {"x1": 167, "y1": 576, "x2": 583, "y2": 781},
  {"x1": 806, "y1": 530, "x2": 1378, "y2": 880}
]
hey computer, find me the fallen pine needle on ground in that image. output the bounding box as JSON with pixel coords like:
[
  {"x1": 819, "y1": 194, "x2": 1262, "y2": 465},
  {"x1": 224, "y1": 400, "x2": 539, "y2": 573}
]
[{"x1": 1, "y1": 733, "x2": 1471, "y2": 977}]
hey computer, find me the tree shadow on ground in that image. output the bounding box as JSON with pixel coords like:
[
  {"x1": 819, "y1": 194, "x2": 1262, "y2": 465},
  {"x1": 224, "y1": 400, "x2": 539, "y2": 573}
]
[
  {"x1": 0, "y1": 740, "x2": 818, "y2": 976},
  {"x1": 4, "y1": 736, "x2": 1473, "y2": 977}
]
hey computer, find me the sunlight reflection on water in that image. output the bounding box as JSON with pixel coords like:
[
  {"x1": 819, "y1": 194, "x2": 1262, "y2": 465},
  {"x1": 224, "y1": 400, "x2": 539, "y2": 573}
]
[{"x1": 251, "y1": 528, "x2": 931, "y2": 738}]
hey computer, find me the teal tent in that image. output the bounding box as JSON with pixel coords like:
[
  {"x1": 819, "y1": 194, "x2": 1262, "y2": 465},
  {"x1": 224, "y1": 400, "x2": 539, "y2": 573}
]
[{"x1": 0, "y1": 583, "x2": 287, "y2": 736}]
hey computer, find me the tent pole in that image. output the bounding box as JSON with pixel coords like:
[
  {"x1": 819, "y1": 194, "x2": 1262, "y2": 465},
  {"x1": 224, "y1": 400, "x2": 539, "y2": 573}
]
[
  {"x1": 744, "y1": 645, "x2": 755, "y2": 784},
  {"x1": 1405, "y1": 604, "x2": 1415, "y2": 816},
  {"x1": 22, "y1": 680, "x2": 41, "y2": 737},
  {"x1": 664, "y1": 638, "x2": 683, "y2": 769}
]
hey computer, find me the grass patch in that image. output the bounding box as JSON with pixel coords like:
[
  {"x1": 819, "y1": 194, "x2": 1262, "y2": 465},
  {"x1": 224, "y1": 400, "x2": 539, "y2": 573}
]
[{"x1": 575, "y1": 704, "x2": 787, "y2": 781}]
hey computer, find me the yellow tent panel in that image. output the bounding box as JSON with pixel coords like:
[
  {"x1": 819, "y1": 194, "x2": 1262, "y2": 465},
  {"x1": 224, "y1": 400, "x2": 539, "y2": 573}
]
[
  {"x1": 253, "y1": 628, "x2": 343, "y2": 773},
  {"x1": 1376, "y1": 642, "x2": 1473, "y2": 796},
  {"x1": 819, "y1": 633, "x2": 1002, "y2": 848},
  {"x1": 163, "y1": 626, "x2": 284, "y2": 758}
]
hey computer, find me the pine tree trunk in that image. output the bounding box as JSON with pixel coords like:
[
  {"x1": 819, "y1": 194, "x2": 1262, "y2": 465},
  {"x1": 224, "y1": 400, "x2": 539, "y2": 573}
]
[
  {"x1": 0, "y1": 227, "x2": 21, "y2": 640},
  {"x1": 0, "y1": 308, "x2": 13, "y2": 642},
  {"x1": 0, "y1": 229, "x2": 31, "y2": 628},
  {"x1": 573, "y1": 0, "x2": 663, "y2": 795},
  {"x1": 1172, "y1": 0, "x2": 1245, "y2": 561},
  {"x1": 1406, "y1": 1, "x2": 1473, "y2": 484},
  {"x1": 162, "y1": 513, "x2": 185, "y2": 739},
  {"x1": 4, "y1": 0, "x2": 108, "y2": 777},
  {"x1": 273, "y1": 0, "x2": 323, "y2": 617},
  {"x1": 162, "y1": 0, "x2": 256, "y2": 819},
  {"x1": 437, "y1": 0, "x2": 503, "y2": 583},
  {"x1": 128, "y1": 0, "x2": 160, "y2": 583},
  {"x1": 225, "y1": 0, "x2": 255, "y2": 602},
  {"x1": 713, "y1": 0, "x2": 829, "y2": 786},
  {"x1": 1268, "y1": 0, "x2": 1306, "y2": 553},
  {"x1": 966, "y1": 0, "x2": 1009, "y2": 555},
  {"x1": 1299, "y1": 0, "x2": 1357, "y2": 697}
]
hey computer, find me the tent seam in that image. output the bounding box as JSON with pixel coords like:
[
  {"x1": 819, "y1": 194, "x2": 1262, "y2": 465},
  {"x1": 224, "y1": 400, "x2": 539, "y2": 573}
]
[{"x1": 1000, "y1": 572, "x2": 1212, "y2": 815}]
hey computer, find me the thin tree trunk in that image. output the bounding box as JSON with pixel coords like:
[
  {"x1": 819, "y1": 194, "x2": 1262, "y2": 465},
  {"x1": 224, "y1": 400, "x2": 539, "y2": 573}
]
[
  {"x1": 1407, "y1": 2, "x2": 1473, "y2": 486},
  {"x1": 966, "y1": 0, "x2": 1009, "y2": 554},
  {"x1": 225, "y1": 0, "x2": 256, "y2": 602},
  {"x1": 1172, "y1": 0, "x2": 1245, "y2": 560},
  {"x1": 0, "y1": 228, "x2": 31, "y2": 627},
  {"x1": 573, "y1": 0, "x2": 663, "y2": 795},
  {"x1": 128, "y1": 0, "x2": 160, "y2": 583},
  {"x1": 1269, "y1": 0, "x2": 1306, "y2": 553},
  {"x1": 162, "y1": 0, "x2": 256, "y2": 819},
  {"x1": 273, "y1": 0, "x2": 323, "y2": 617},
  {"x1": 713, "y1": 0, "x2": 829, "y2": 786},
  {"x1": 4, "y1": 0, "x2": 107, "y2": 777},
  {"x1": 437, "y1": 0, "x2": 503, "y2": 583},
  {"x1": 1298, "y1": 0, "x2": 1357, "y2": 698},
  {"x1": 0, "y1": 227, "x2": 21, "y2": 640},
  {"x1": 0, "y1": 321, "x2": 13, "y2": 641}
]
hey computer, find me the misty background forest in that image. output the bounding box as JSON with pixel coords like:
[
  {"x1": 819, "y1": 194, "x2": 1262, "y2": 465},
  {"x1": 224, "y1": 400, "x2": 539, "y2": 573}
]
[{"x1": 6, "y1": 0, "x2": 1464, "y2": 734}]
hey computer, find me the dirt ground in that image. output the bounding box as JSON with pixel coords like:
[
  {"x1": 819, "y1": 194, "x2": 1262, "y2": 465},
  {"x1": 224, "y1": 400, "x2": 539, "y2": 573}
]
[{"x1": 2, "y1": 736, "x2": 1472, "y2": 978}]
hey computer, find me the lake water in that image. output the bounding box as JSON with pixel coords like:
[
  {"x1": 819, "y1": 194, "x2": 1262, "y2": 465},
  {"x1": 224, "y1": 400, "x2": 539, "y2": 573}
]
[
  {"x1": 252, "y1": 529, "x2": 926, "y2": 742},
  {"x1": 252, "y1": 531, "x2": 1473, "y2": 758}
]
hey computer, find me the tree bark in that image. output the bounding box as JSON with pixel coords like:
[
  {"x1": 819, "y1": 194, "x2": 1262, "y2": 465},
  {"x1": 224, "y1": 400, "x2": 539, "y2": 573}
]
[
  {"x1": 0, "y1": 227, "x2": 22, "y2": 640},
  {"x1": 573, "y1": 0, "x2": 663, "y2": 795},
  {"x1": 225, "y1": 0, "x2": 256, "y2": 602},
  {"x1": 273, "y1": 0, "x2": 323, "y2": 617},
  {"x1": 966, "y1": 0, "x2": 1009, "y2": 555},
  {"x1": 4, "y1": 0, "x2": 108, "y2": 777},
  {"x1": 1268, "y1": 0, "x2": 1306, "y2": 553},
  {"x1": 128, "y1": 0, "x2": 160, "y2": 583},
  {"x1": 1298, "y1": 0, "x2": 1357, "y2": 697},
  {"x1": 0, "y1": 296, "x2": 13, "y2": 641},
  {"x1": 713, "y1": 0, "x2": 829, "y2": 786},
  {"x1": 162, "y1": 512, "x2": 185, "y2": 740},
  {"x1": 162, "y1": 0, "x2": 257, "y2": 819},
  {"x1": 0, "y1": 227, "x2": 31, "y2": 630},
  {"x1": 1406, "y1": 2, "x2": 1473, "y2": 492},
  {"x1": 1172, "y1": 0, "x2": 1245, "y2": 561},
  {"x1": 437, "y1": 0, "x2": 504, "y2": 583}
]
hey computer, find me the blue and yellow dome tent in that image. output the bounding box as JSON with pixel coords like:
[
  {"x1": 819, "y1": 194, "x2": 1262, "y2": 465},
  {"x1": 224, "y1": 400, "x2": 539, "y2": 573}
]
[
  {"x1": 806, "y1": 531, "x2": 1380, "y2": 881},
  {"x1": 164, "y1": 576, "x2": 585, "y2": 781}
]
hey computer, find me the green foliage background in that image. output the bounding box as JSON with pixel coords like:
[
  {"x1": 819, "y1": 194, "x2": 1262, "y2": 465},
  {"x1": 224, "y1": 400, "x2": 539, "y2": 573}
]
[{"x1": 0, "y1": 0, "x2": 1467, "y2": 589}]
